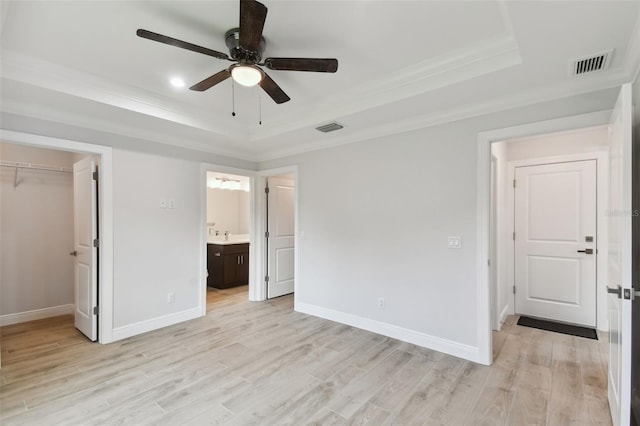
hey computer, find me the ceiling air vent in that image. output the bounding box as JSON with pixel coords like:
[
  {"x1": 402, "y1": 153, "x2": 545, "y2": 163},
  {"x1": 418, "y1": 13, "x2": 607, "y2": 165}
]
[
  {"x1": 315, "y1": 122, "x2": 344, "y2": 133},
  {"x1": 572, "y1": 50, "x2": 613, "y2": 76}
]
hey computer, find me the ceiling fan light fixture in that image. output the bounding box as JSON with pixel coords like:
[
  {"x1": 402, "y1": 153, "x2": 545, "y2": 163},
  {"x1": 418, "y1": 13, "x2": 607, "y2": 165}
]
[
  {"x1": 169, "y1": 77, "x2": 186, "y2": 88},
  {"x1": 231, "y1": 65, "x2": 263, "y2": 87}
]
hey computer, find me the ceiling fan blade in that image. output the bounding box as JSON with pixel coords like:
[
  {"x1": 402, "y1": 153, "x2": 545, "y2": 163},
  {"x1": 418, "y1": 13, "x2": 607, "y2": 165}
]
[
  {"x1": 239, "y1": 0, "x2": 267, "y2": 52},
  {"x1": 259, "y1": 73, "x2": 290, "y2": 104},
  {"x1": 137, "y1": 29, "x2": 230, "y2": 61},
  {"x1": 264, "y1": 58, "x2": 338, "y2": 73},
  {"x1": 190, "y1": 69, "x2": 231, "y2": 91}
]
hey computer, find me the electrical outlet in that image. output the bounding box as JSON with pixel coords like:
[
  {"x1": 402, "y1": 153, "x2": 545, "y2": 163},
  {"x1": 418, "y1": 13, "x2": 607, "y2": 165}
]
[
  {"x1": 168, "y1": 199, "x2": 176, "y2": 209},
  {"x1": 378, "y1": 297, "x2": 385, "y2": 309},
  {"x1": 167, "y1": 292, "x2": 175, "y2": 304},
  {"x1": 160, "y1": 199, "x2": 167, "y2": 209}
]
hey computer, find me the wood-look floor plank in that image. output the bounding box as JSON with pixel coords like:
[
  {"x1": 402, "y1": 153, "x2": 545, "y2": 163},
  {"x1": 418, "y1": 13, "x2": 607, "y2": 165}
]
[
  {"x1": 0, "y1": 292, "x2": 612, "y2": 426},
  {"x1": 327, "y1": 350, "x2": 414, "y2": 418},
  {"x1": 368, "y1": 352, "x2": 436, "y2": 412},
  {"x1": 305, "y1": 408, "x2": 346, "y2": 426},
  {"x1": 505, "y1": 386, "x2": 549, "y2": 426},
  {"x1": 344, "y1": 402, "x2": 390, "y2": 425}
]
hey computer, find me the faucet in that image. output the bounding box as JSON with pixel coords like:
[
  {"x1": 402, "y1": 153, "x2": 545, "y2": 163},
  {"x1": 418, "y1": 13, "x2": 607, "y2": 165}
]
[
  {"x1": 224, "y1": 231, "x2": 230, "y2": 241},
  {"x1": 215, "y1": 230, "x2": 220, "y2": 236}
]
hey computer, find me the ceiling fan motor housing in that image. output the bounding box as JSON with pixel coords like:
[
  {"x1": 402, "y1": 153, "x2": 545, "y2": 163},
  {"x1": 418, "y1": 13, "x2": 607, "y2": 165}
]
[{"x1": 225, "y1": 28, "x2": 266, "y2": 64}]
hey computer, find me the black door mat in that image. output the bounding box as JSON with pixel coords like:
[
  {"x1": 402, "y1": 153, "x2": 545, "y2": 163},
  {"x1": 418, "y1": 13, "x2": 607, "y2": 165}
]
[{"x1": 517, "y1": 316, "x2": 598, "y2": 340}]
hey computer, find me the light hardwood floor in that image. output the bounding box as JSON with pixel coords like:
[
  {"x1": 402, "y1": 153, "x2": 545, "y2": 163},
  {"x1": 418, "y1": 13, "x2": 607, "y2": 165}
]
[{"x1": 1, "y1": 287, "x2": 611, "y2": 425}]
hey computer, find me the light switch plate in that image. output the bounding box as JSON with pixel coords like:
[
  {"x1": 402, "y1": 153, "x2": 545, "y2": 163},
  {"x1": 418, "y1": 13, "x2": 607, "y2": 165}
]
[{"x1": 448, "y1": 236, "x2": 462, "y2": 249}]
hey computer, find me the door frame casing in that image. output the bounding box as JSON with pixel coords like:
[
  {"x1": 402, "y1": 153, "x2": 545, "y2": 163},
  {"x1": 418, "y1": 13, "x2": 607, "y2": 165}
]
[
  {"x1": 476, "y1": 109, "x2": 612, "y2": 365},
  {"x1": 507, "y1": 152, "x2": 609, "y2": 330},
  {"x1": 0, "y1": 129, "x2": 114, "y2": 343}
]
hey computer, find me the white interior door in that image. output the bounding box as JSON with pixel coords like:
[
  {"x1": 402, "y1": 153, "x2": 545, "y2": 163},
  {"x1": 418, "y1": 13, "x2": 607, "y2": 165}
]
[
  {"x1": 514, "y1": 160, "x2": 597, "y2": 326},
  {"x1": 266, "y1": 177, "x2": 295, "y2": 299},
  {"x1": 73, "y1": 157, "x2": 98, "y2": 341},
  {"x1": 607, "y1": 84, "x2": 633, "y2": 426}
]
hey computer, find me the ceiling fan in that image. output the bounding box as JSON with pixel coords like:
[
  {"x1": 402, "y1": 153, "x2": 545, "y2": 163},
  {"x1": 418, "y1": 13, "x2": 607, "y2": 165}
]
[{"x1": 137, "y1": 0, "x2": 338, "y2": 104}]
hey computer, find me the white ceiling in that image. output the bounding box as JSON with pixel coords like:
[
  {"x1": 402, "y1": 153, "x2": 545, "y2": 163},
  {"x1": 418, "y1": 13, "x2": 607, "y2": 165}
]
[{"x1": 1, "y1": 1, "x2": 639, "y2": 161}]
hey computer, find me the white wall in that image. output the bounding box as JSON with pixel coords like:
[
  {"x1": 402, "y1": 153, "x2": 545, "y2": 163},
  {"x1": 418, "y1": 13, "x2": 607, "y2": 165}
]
[
  {"x1": 237, "y1": 190, "x2": 250, "y2": 234},
  {"x1": 0, "y1": 142, "x2": 74, "y2": 319},
  {"x1": 112, "y1": 149, "x2": 202, "y2": 330},
  {"x1": 206, "y1": 188, "x2": 250, "y2": 235},
  {"x1": 506, "y1": 125, "x2": 609, "y2": 160},
  {"x1": 258, "y1": 90, "x2": 618, "y2": 360}
]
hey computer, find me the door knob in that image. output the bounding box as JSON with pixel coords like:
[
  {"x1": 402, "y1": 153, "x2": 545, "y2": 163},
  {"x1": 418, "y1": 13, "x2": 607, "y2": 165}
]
[
  {"x1": 577, "y1": 248, "x2": 594, "y2": 254},
  {"x1": 607, "y1": 285, "x2": 622, "y2": 298},
  {"x1": 69, "y1": 250, "x2": 77, "y2": 256}
]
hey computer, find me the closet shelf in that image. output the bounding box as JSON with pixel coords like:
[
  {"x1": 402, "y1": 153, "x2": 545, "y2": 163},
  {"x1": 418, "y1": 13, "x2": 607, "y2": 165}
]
[{"x1": 1, "y1": 160, "x2": 73, "y2": 188}]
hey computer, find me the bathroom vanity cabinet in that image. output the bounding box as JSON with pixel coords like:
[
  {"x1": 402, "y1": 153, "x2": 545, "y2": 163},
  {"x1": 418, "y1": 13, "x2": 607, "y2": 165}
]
[{"x1": 207, "y1": 243, "x2": 249, "y2": 289}]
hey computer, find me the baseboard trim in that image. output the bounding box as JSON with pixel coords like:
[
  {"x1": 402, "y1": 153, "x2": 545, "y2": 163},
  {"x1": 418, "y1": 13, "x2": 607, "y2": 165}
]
[
  {"x1": 0, "y1": 304, "x2": 74, "y2": 326},
  {"x1": 499, "y1": 305, "x2": 510, "y2": 330},
  {"x1": 295, "y1": 302, "x2": 480, "y2": 363},
  {"x1": 111, "y1": 307, "x2": 202, "y2": 341}
]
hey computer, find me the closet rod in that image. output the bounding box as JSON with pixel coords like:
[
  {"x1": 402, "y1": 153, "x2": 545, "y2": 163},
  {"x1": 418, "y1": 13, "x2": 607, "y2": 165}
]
[
  {"x1": 1, "y1": 161, "x2": 73, "y2": 188},
  {"x1": 0, "y1": 161, "x2": 73, "y2": 173}
]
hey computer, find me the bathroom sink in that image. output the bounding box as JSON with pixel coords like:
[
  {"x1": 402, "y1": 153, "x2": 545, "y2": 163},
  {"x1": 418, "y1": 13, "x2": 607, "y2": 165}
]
[
  {"x1": 207, "y1": 233, "x2": 250, "y2": 245},
  {"x1": 208, "y1": 239, "x2": 250, "y2": 245}
]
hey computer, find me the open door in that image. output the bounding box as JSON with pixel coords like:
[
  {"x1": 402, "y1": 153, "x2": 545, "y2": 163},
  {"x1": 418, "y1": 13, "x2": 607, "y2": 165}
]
[
  {"x1": 607, "y1": 83, "x2": 634, "y2": 426},
  {"x1": 72, "y1": 157, "x2": 98, "y2": 341},
  {"x1": 266, "y1": 176, "x2": 295, "y2": 299}
]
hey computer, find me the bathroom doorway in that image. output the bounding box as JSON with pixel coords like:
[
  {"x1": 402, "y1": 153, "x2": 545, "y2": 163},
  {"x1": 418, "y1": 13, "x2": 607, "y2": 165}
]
[{"x1": 204, "y1": 170, "x2": 252, "y2": 311}]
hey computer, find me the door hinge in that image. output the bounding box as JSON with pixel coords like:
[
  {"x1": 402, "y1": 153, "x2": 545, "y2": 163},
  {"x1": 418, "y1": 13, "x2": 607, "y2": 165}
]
[
  {"x1": 513, "y1": 179, "x2": 516, "y2": 188},
  {"x1": 265, "y1": 275, "x2": 270, "y2": 283},
  {"x1": 265, "y1": 187, "x2": 270, "y2": 194},
  {"x1": 513, "y1": 285, "x2": 516, "y2": 294},
  {"x1": 512, "y1": 232, "x2": 515, "y2": 241},
  {"x1": 265, "y1": 231, "x2": 269, "y2": 239},
  {"x1": 93, "y1": 306, "x2": 99, "y2": 315},
  {"x1": 93, "y1": 238, "x2": 100, "y2": 248},
  {"x1": 92, "y1": 171, "x2": 98, "y2": 181},
  {"x1": 487, "y1": 259, "x2": 491, "y2": 266}
]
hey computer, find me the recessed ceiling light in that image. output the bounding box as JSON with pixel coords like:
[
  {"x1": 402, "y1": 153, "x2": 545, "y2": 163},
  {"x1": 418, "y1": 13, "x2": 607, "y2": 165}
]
[{"x1": 170, "y1": 77, "x2": 186, "y2": 88}]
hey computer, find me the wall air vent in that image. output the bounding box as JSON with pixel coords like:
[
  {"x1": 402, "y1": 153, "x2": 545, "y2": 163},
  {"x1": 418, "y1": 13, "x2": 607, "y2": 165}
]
[
  {"x1": 571, "y1": 50, "x2": 613, "y2": 75},
  {"x1": 315, "y1": 122, "x2": 344, "y2": 133}
]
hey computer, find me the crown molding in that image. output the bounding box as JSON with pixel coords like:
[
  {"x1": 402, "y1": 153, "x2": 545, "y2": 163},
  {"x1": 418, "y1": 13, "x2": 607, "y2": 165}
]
[
  {"x1": 255, "y1": 70, "x2": 629, "y2": 162},
  {"x1": 252, "y1": 33, "x2": 522, "y2": 142},
  {"x1": 0, "y1": 49, "x2": 248, "y2": 139}
]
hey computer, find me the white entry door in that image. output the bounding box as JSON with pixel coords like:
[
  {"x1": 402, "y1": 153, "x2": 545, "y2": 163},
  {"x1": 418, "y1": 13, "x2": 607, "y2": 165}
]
[
  {"x1": 514, "y1": 159, "x2": 597, "y2": 326},
  {"x1": 607, "y1": 84, "x2": 633, "y2": 426},
  {"x1": 266, "y1": 177, "x2": 295, "y2": 299},
  {"x1": 72, "y1": 157, "x2": 98, "y2": 341}
]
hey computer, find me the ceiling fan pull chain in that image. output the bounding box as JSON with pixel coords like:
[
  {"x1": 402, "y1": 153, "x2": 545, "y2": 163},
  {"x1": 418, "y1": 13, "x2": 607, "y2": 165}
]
[
  {"x1": 259, "y1": 93, "x2": 262, "y2": 125},
  {"x1": 231, "y1": 79, "x2": 236, "y2": 117}
]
